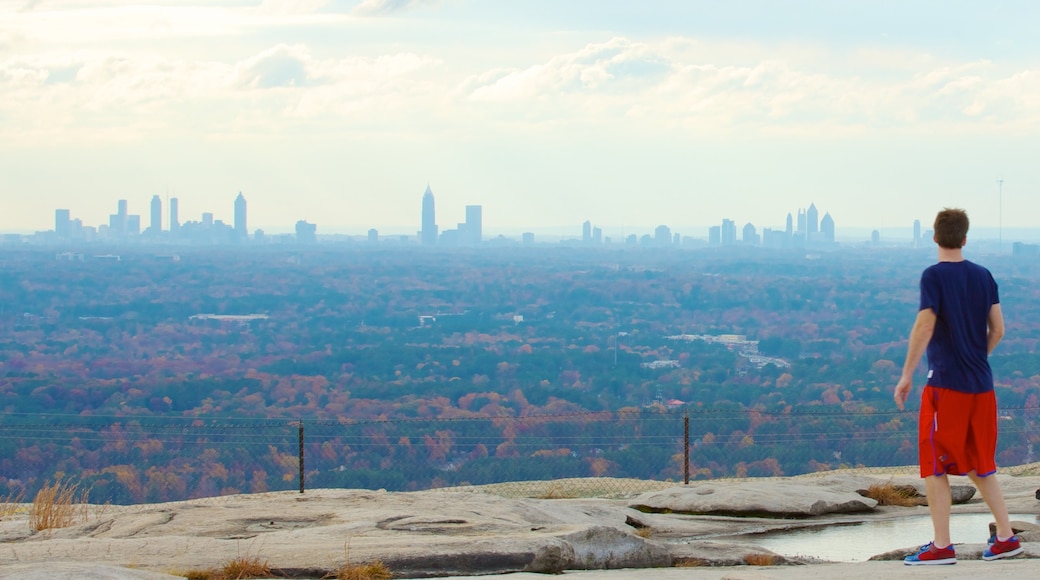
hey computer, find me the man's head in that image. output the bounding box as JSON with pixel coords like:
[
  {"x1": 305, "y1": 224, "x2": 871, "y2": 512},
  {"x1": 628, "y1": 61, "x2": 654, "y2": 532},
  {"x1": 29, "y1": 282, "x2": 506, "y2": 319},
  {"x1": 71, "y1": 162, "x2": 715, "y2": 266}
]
[{"x1": 933, "y1": 208, "x2": 969, "y2": 249}]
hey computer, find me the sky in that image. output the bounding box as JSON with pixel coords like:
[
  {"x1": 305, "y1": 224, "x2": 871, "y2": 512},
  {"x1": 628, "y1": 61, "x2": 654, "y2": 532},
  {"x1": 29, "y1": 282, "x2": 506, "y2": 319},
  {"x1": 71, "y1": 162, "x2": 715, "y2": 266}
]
[{"x1": 3, "y1": 0, "x2": 1040, "y2": 239}]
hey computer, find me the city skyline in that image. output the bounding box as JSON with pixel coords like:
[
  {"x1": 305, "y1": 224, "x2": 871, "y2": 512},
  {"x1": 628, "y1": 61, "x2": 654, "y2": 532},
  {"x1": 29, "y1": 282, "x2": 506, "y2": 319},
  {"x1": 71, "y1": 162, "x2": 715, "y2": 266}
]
[
  {"x1": 4, "y1": 2, "x2": 1040, "y2": 234},
  {"x1": 37, "y1": 187, "x2": 1011, "y2": 248}
]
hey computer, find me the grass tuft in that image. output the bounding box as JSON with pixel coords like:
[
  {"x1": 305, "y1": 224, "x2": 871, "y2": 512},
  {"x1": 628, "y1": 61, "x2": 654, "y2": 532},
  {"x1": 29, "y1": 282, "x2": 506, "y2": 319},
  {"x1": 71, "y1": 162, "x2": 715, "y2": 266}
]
[
  {"x1": 29, "y1": 479, "x2": 91, "y2": 531},
  {"x1": 180, "y1": 554, "x2": 271, "y2": 580},
  {"x1": 862, "y1": 480, "x2": 920, "y2": 507},
  {"x1": 333, "y1": 561, "x2": 392, "y2": 580},
  {"x1": 1, "y1": 489, "x2": 26, "y2": 517},
  {"x1": 743, "y1": 553, "x2": 776, "y2": 566}
]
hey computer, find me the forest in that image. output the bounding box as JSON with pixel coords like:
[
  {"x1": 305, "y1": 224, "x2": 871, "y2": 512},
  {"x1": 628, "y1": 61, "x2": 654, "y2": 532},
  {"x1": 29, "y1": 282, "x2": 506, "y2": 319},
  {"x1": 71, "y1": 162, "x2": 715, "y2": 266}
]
[{"x1": 1, "y1": 244, "x2": 1039, "y2": 503}]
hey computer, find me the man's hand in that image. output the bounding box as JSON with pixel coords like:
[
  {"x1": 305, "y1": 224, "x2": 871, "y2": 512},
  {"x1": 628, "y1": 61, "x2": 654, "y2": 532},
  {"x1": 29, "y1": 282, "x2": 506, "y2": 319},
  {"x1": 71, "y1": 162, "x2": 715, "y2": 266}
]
[{"x1": 894, "y1": 376, "x2": 912, "y2": 411}]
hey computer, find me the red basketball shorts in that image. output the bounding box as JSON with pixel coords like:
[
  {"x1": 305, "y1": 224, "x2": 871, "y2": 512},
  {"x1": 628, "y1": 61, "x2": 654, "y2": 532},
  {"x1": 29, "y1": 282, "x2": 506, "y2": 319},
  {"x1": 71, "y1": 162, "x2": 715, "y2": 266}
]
[{"x1": 918, "y1": 385, "x2": 998, "y2": 478}]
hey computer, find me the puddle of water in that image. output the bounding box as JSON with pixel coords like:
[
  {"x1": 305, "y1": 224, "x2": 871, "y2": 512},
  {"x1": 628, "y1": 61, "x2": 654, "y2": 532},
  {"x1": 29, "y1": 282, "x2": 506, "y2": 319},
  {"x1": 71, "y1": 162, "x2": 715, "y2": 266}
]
[{"x1": 725, "y1": 513, "x2": 1039, "y2": 562}]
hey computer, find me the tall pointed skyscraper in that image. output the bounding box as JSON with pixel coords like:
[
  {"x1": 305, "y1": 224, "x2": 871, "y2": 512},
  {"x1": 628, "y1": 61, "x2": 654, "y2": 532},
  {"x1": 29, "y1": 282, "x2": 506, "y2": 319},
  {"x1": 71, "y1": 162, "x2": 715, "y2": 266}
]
[
  {"x1": 421, "y1": 185, "x2": 437, "y2": 245},
  {"x1": 234, "y1": 192, "x2": 247, "y2": 240},
  {"x1": 807, "y1": 202, "x2": 819, "y2": 235}
]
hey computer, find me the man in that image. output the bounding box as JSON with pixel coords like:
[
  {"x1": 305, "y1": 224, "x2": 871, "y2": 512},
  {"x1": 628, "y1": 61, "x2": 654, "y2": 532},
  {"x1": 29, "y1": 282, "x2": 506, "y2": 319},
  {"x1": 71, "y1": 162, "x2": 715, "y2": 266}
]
[{"x1": 893, "y1": 208, "x2": 1022, "y2": 565}]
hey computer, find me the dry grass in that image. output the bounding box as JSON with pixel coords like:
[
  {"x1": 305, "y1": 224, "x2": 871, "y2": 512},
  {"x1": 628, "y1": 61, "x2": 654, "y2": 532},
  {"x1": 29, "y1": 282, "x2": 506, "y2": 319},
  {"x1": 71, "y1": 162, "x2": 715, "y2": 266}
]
[
  {"x1": 861, "y1": 480, "x2": 921, "y2": 507},
  {"x1": 536, "y1": 483, "x2": 576, "y2": 499},
  {"x1": 331, "y1": 561, "x2": 392, "y2": 580},
  {"x1": 743, "y1": 553, "x2": 776, "y2": 566},
  {"x1": 673, "y1": 557, "x2": 709, "y2": 567},
  {"x1": 0, "y1": 489, "x2": 26, "y2": 517},
  {"x1": 29, "y1": 479, "x2": 92, "y2": 531},
  {"x1": 180, "y1": 555, "x2": 271, "y2": 580},
  {"x1": 634, "y1": 526, "x2": 653, "y2": 538}
]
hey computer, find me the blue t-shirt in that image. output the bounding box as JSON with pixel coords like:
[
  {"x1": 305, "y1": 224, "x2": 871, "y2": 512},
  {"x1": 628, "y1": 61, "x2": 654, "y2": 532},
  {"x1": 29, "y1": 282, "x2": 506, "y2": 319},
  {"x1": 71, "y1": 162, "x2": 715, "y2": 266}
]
[{"x1": 919, "y1": 260, "x2": 999, "y2": 394}]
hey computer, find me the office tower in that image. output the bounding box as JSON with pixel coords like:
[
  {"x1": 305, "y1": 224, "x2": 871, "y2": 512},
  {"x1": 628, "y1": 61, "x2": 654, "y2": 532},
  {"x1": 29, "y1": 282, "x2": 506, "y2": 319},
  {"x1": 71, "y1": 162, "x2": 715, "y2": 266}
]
[
  {"x1": 234, "y1": 192, "x2": 247, "y2": 239},
  {"x1": 296, "y1": 220, "x2": 317, "y2": 243},
  {"x1": 709, "y1": 225, "x2": 721, "y2": 246},
  {"x1": 465, "y1": 204, "x2": 482, "y2": 245},
  {"x1": 150, "y1": 195, "x2": 162, "y2": 233},
  {"x1": 820, "y1": 212, "x2": 835, "y2": 242},
  {"x1": 721, "y1": 219, "x2": 736, "y2": 245},
  {"x1": 742, "y1": 222, "x2": 758, "y2": 245},
  {"x1": 522, "y1": 232, "x2": 535, "y2": 245},
  {"x1": 807, "y1": 202, "x2": 819, "y2": 235},
  {"x1": 786, "y1": 213, "x2": 793, "y2": 235},
  {"x1": 593, "y1": 227, "x2": 602, "y2": 244},
  {"x1": 913, "y1": 219, "x2": 921, "y2": 247},
  {"x1": 127, "y1": 215, "x2": 141, "y2": 236},
  {"x1": 368, "y1": 228, "x2": 378, "y2": 243},
  {"x1": 202, "y1": 212, "x2": 214, "y2": 227},
  {"x1": 654, "y1": 225, "x2": 671, "y2": 246},
  {"x1": 109, "y1": 199, "x2": 129, "y2": 236},
  {"x1": 797, "y1": 209, "x2": 806, "y2": 234},
  {"x1": 582, "y1": 220, "x2": 592, "y2": 243},
  {"x1": 421, "y1": 185, "x2": 437, "y2": 245},
  {"x1": 871, "y1": 229, "x2": 880, "y2": 245},
  {"x1": 170, "y1": 197, "x2": 180, "y2": 233},
  {"x1": 55, "y1": 209, "x2": 70, "y2": 238}
]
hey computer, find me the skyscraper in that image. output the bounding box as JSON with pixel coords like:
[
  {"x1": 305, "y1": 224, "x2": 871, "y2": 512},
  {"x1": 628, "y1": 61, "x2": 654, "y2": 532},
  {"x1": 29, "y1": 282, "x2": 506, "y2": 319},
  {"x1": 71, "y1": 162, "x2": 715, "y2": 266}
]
[
  {"x1": 421, "y1": 186, "x2": 437, "y2": 245},
  {"x1": 170, "y1": 198, "x2": 180, "y2": 234},
  {"x1": 582, "y1": 220, "x2": 592, "y2": 243},
  {"x1": 820, "y1": 212, "x2": 835, "y2": 242},
  {"x1": 807, "y1": 202, "x2": 819, "y2": 235},
  {"x1": 786, "y1": 213, "x2": 793, "y2": 235},
  {"x1": 55, "y1": 209, "x2": 70, "y2": 239},
  {"x1": 913, "y1": 219, "x2": 921, "y2": 247},
  {"x1": 721, "y1": 219, "x2": 736, "y2": 245},
  {"x1": 797, "y1": 209, "x2": 806, "y2": 234},
  {"x1": 150, "y1": 195, "x2": 162, "y2": 233},
  {"x1": 465, "y1": 204, "x2": 482, "y2": 245},
  {"x1": 234, "y1": 192, "x2": 247, "y2": 239}
]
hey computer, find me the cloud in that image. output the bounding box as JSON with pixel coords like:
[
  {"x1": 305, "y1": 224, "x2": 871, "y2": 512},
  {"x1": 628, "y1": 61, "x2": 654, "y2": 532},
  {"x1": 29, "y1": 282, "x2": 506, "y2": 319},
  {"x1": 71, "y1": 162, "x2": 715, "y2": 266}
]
[
  {"x1": 234, "y1": 44, "x2": 312, "y2": 88},
  {"x1": 352, "y1": 0, "x2": 438, "y2": 17}
]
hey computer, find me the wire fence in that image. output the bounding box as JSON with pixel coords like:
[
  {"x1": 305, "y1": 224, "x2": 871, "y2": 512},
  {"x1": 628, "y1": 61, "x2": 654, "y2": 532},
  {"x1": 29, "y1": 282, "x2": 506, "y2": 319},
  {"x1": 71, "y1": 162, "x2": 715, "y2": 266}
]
[{"x1": 1, "y1": 405, "x2": 1038, "y2": 506}]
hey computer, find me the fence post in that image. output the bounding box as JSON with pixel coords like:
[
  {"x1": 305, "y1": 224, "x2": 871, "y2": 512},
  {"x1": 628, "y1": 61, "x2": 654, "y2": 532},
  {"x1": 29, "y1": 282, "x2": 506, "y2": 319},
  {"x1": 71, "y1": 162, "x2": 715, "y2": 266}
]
[
  {"x1": 683, "y1": 411, "x2": 690, "y2": 485},
  {"x1": 298, "y1": 419, "x2": 305, "y2": 494}
]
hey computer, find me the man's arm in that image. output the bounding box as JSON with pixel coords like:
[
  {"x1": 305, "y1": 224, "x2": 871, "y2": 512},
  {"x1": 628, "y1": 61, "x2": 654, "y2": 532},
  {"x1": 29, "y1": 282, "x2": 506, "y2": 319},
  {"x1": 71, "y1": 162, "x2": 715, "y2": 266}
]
[
  {"x1": 893, "y1": 308, "x2": 937, "y2": 410},
  {"x1": 987, "y1": 303, "x2": 1004, "y2": 355}
]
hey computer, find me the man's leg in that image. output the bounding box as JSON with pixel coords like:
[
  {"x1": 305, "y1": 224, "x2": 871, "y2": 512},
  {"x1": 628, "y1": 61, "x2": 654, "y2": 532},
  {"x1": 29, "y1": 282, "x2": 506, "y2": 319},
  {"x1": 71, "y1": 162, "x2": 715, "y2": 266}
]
[
  {"x1": 925, "y1": 474, "x2": 952, "y2": 547},
  {"x1": 967, "y1": 470, "x2": 1013, "y2": 539}
]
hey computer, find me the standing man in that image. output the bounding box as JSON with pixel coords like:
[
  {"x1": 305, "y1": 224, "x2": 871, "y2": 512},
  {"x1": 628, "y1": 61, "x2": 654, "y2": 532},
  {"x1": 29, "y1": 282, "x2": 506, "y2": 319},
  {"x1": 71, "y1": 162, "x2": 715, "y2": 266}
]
[{"x1": 894, "y1": 208, "x2": 1023, "y2": 565}]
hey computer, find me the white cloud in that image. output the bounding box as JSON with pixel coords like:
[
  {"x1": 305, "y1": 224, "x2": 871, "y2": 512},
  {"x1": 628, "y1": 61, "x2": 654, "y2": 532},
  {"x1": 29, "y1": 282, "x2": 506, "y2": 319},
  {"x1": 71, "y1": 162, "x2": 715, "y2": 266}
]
[{"x1": 352, "y1": 0, "x2": 439, "y2": 17}]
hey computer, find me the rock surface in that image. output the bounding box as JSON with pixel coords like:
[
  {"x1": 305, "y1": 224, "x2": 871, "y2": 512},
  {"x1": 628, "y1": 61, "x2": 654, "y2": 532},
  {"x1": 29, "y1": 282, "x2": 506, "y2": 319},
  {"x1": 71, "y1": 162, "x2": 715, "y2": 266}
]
[{"x1": 0, "y1": 471, "x2": 1036, "y2": 579}]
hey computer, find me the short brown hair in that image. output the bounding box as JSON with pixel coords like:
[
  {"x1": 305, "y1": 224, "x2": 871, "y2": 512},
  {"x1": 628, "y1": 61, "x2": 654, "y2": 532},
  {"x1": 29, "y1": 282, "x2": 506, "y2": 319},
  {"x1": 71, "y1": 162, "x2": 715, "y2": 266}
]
[{"x1": 933, "y1": 208, "x2": 969, "y2": 249}]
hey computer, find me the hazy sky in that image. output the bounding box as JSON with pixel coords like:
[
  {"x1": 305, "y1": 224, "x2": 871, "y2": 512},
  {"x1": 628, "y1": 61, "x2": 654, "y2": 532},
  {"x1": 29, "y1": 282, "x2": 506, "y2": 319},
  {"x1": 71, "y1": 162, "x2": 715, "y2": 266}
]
[{"x1": 3, "y1": 0, "x2": 1040, "y2": 237}]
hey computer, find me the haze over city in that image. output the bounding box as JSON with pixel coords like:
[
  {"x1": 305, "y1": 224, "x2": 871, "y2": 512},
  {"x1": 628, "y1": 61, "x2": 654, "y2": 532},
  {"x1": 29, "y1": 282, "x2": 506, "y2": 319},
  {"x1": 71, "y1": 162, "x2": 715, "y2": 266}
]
[{"x1": 4, "y1": 1, "x2": 1040, "y2": 236}]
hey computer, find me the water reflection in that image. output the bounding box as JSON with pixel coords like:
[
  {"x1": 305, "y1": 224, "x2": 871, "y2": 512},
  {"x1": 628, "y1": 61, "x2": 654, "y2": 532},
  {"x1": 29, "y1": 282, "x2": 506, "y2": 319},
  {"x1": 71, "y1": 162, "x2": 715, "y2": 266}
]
[{"x1": 726, "y1": 513, "x2": 1038, "y2": 562}]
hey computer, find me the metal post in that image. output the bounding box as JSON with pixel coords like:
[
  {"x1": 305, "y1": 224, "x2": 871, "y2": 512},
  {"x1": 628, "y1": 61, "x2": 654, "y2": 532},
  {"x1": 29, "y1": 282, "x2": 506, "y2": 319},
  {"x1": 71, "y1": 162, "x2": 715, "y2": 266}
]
[
  {"x1": 298, "y1": 419, "x2": 305, "y2": 494},
  {"x1": 683, "y1": 411, "x2": 690, "y2": 485}
]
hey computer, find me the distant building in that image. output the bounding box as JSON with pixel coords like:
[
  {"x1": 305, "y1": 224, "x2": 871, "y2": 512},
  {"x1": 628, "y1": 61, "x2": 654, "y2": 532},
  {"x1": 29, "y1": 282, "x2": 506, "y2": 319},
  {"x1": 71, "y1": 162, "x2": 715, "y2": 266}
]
[
  {"x1": 913, "y1": 219, "x2": 921, "y2": 247},
  {"x1": 797, "y1": 208, "x2": 806, "y2": 234},
  {"x1": 234, "y1": 192, "x2": 247, "y2": 240},
  {"x1": 127, "y1": 215, "x2": 140, "y2": 236},
  {"x1": 708, "y1": 225, "x2": 721, "y2": 246},
  {"x1": 820, "y1": 212, "x2": 835, "y2": 242},
  {"x1": 871, "y1": 229, "x2": 880, "y2": 245},
  {"x1": 296, "y1": 220, "x2": 317, "y2": 243},
  {"x1": 170, "y1": 197, "x2": 180, "y2": 234},
  {"x1": 522, "y1": 232, "x2": 535, "y2": 245},
  {"x1": 55, "y1": 209, "x2": 70, "y2": 239},
  {"x1": 202, "y1": 212, "x2": 214, "y2": 227},
  {"x1": 593, "y1": 227, "x2": 602, "y2": 244},
  {"x1": 150, "y1": 195, "x2": 162, "y2": 234},
  {"x1": 421, "y1": 185, "x2": 437, "y2": 245},
  {"x1": 368, "y1": 228, "x2": 378, "y2": 243},
  {"x1": 654, "y1": 225, "x2": 671, "y2": 246},
  {"x1": 742, "y1": 222, "x2": 759, "y2": 245},
  {"x1": 582, "y1": 220, "x2": 592, "y2": 242},
  {"x1": 807, "y1": 203, "x2": 819, "y2": 236},
  {"x1": 465, "y1": 204, "x2": 482, "y2": 245},
  {"x1": 721, "y1": 219, "x2": 736, "y2": 246},
  {"x1": 786, "y1": 212, "x2": 793, "y2": 235}
]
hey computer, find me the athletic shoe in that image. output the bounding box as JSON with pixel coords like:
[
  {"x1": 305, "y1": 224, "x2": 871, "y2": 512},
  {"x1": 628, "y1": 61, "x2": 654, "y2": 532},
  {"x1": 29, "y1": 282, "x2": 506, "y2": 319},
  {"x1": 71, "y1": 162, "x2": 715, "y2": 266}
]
[
  {"x1": 982, "y1": 535, "x2": 1023, "y2": 561},
  {"x1": 904, "y1": 542, "x2": 957, "y2": 565}
]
